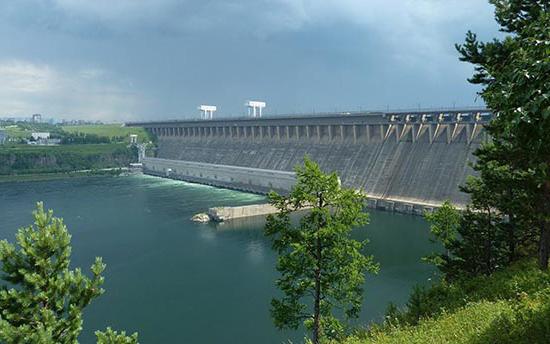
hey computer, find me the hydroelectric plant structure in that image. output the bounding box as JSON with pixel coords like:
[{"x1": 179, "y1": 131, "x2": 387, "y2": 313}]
[{"x1": 126, "y1": 108, "x2": 492, "y2": 215}]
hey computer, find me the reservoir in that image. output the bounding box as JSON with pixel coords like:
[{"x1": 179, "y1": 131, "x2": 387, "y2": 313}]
[{"x1": 0, "y1": 175, "x2": 436, "y2": 343}]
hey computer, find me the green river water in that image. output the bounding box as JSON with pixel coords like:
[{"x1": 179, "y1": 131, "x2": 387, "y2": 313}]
[{"x1": 0, "y1": 174, "x2": 436, "y2": 343}]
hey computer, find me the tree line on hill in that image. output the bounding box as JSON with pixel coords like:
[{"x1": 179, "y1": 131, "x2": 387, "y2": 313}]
[
  {"x1": 0, "y1": 145, "x2": 138, "y2": 175},
  {"x1": 60, "y1": 132, "x2": 114, "y2": 145}
]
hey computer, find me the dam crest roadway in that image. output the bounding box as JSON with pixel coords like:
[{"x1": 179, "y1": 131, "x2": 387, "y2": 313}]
[{"x1": 127, "y1": 108, "x2": 492, "y2": 215}]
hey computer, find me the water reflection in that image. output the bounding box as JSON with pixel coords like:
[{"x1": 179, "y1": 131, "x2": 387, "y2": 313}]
[
  {"x1": 213, "y1": 215, "x2": 267, "y2": 231},
  {"x1": 246, "y1": 240, "x2": 266, "y2": 264},
  {"x1": 0, "y1": 175, "x2": 435, "y2": 344}
]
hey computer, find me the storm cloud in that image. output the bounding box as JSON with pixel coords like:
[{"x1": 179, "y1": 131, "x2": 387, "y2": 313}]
[{"x1": 0, "y1": 0, "x2": 499, "y2": 120}]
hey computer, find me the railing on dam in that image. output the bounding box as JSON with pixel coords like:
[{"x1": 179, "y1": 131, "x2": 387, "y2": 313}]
[
  {"x1": 126, "y1": 107, "x2": 491, "y2": 125},
  {"x1": 127, "y1": 108, "x2": 492, "y2": 145}
]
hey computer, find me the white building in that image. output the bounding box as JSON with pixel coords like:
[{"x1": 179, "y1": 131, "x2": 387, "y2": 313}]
[{"x1": 31, "y1": 132, "x2": 50, "y2": 140}]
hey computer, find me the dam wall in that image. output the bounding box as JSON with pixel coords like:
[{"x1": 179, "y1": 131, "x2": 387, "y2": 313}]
[
  {"x1": 142, "y1": 157, "x2": 295, "y2": 194},
  {"x1": 129, "y1": 109, "x2": 491, "y2": 208}
]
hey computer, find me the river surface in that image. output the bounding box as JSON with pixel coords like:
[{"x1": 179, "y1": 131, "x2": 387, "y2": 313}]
[{"x1": 0, "y1": 175, "x2": 436, "y2": 343}]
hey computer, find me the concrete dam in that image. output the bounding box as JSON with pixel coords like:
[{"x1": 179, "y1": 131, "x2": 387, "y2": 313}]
[{"x1": 127, "y1": 109, "x2": 492, "y2": 214}]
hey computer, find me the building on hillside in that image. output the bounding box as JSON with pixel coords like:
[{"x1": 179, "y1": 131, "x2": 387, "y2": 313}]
[
  {"x1": 0, "y1": 130, "x2": 6, "y2": 144},
  {"x1": 32, "y1": 114, "x2": 42, "y2": 123},
  {"x1": 29, "y1": 132, "x2": 60, "y2": 145},
  {"x1": 31, "y1": 132, "x2": 50, "y2": 140}
]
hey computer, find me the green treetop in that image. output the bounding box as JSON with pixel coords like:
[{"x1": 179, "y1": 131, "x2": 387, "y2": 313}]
[
  {"x1": 265, "y1": 157, "x2": 378, "y2": 344},
  {"x1": 456, "y1": 0, "x2": 550, "y2": 269},
  {"x1": 0, "y1": 202, "x2": 137, "y2": 343}
]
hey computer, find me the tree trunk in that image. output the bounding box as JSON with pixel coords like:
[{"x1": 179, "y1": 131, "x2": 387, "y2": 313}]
[
  {"x1": 538, "y1": 220, "x2": 550, "y2": 270},
  {"x1": 539, "y1": 181, "x2": 550, "y2": 270},
  {"x1": 312, "y1": 195, "x2": 324, "y2": 344},
  {"x1": 508, "y1": 222, "x2": 516, "y2": 264},
  {"x1": 486, "y1": 207, "x2": 494, "y2": 274},
  {"x1": 312, "y1": 233, "x2": 322, "y2": 344},
  {"x1": 312, "y1": 270, "x2": 321, "y2": 344}
]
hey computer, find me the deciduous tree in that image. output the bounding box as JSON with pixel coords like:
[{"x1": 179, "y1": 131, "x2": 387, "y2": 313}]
[{"x1": 265, "y1": 157, "x2": 378, "y2": 344}]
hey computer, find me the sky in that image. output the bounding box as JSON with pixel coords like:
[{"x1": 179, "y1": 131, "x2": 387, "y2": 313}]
[{"x1": 0, "y1": 0, "x2": 501, "y2": 121}]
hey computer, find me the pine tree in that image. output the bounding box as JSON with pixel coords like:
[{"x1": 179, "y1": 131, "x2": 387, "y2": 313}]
[
  {"x1": 424, "y1": 199, "x2": 511, "y2": 278},
  {"x1": 96, "y1": 328, "x2": 138, "y2": 344},
  {"x1": 456, "y1": 0, "x2": 550, "y2": 269},
  {"x1": 265, "y1": 157, "x2": 379, "y2": 344},
  {"x1": 0, "y1": 202, "x2": 138, "y2": 343}
]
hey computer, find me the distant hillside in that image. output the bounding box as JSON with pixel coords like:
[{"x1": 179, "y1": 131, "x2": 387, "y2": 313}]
[
  {"x1": 0, "y1": 144, "x2": 137, "y2": 175},
  {"x1": 62, "y1": 124, "x2": 151, "y2": 143}
]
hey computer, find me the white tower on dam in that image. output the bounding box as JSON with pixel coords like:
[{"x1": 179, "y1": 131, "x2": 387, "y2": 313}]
[
  {"x1": 198, "y1": 105, "x2": 217, "y2": 120},
  {"x1": 245, "y1": 101, "x2": 266, "y2": 118}
]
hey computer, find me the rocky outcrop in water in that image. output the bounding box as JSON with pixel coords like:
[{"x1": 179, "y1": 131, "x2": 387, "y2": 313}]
[{"x1": 191, "y1": 213, "x2": 211, "y2": 223}]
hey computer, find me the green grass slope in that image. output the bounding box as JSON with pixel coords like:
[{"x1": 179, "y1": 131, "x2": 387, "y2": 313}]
[
  {"x1": 343, "y1": 261, "x2": 550, "y2": 344},
  {"x1": 2, "y1": 125, "x2": 31, "y2": 139},
  {"x1": 62, "y1": 124, "x2": 150, "y2": 143},
  {"x1": 346, "y1": 301, "x2": 512, "y2": 344}
]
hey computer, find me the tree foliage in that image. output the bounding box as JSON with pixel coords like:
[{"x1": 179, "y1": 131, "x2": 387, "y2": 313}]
[
  {"x1": 0, "y1": 144, "x2": 136, "y2": 175},
  {"x1": 423, "y1": 201, "x2": 461, "y2": 267},
  {"x1": 95, "y1": 328, "x2": 138, "y2": 344},
  {"x1": 0, "y1": 203, "x2": 138, "y2": 343},
  {"x1": 425, "y1": 200, "x2": 513, "y2": 278},
  {"x1": 455, "y1": 0, "x2": 550, "y2": 270},
  {"x1": 265, "y1": 157, "x2": 379, "y2": 343}
]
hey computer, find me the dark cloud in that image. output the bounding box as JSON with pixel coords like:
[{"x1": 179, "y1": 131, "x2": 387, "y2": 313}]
[{"x1": 0, "y1": 0, "x2": 499, "y2": 120}]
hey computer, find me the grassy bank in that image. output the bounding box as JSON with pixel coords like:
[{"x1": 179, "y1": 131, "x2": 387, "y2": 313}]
[
  {"x1": 2, "y1": 125, "x2": 33, "y2": 139},
  {"x1": 0, "y1": 144, "x2": 137, "y2": 175},
  {"x1": 343, "y1": 261, "x2": 550, "y2": 344}
]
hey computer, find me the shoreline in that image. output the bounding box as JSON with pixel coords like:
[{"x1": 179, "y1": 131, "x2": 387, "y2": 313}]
[{"x1": 0, "y1": 167, "x2": 135, "y2": 183}]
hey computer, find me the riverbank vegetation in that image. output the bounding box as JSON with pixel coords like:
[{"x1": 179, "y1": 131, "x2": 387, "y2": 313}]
[
  {"x1": 0, "y1": 122, "x2": 151, "y2": 177},
  {"x1": 343, "y1": 260, "x2": 550, "y2": 344},
  {"x1": 339, "y1": 1, "x2": 550, "y2": 343},
  {"x1": 0, "y1": 144, "x2": 137, "y2": 175},
  {"x1": 0, "y1": 203, "x2": 138, "y2": 343}
]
